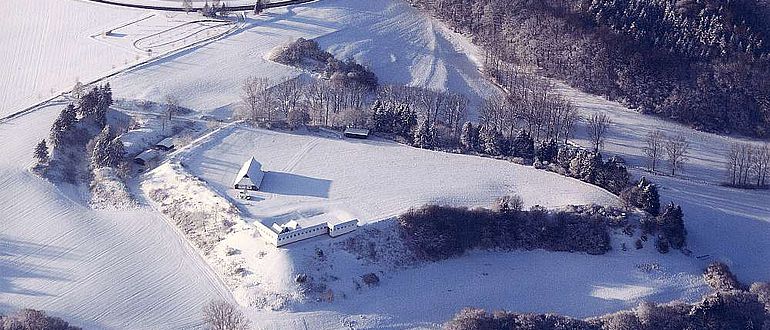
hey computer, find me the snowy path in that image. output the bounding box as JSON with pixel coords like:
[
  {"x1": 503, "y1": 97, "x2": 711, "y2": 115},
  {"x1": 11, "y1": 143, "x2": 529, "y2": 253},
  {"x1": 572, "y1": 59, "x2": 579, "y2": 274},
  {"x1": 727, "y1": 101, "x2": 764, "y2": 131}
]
[{"x1": 0, "y1": 106, "x2": 232, "y2": 328}]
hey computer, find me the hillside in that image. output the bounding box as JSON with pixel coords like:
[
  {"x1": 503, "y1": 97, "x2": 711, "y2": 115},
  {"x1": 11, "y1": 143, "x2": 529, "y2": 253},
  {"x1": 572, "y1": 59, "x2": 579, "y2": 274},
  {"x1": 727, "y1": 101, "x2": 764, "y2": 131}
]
[
  {"x1": 0, "y1": 106, "x2": 231, "y2": 328},
  {"x1": 407, "y1": 0, "x2": 770, "y2": 137},
  {"x1": 1, "y1": 0, "x2": 769, "y2": 328},
  {"x1": 109, "y1": 0, "x2": 500, "y2": 118},
  {"x1": 0, "y1": 1, "x2": 140, "y2": 117}
]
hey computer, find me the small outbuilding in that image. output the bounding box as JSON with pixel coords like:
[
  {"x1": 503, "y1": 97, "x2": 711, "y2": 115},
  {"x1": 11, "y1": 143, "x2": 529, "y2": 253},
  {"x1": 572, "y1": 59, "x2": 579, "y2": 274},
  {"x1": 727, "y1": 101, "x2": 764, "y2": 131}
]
[
  {"x1": 233, "y1": 157, "x2": 265, "y2": 191},
  {"x1": 134, "y1": 149, "x2": 160, "y2": 166},
  {"x1": 154, "y1": 137, "x2": 175, "y2": 151},
  {"x1": 343, "y1": 128, "x2": 370, "y2": 139}
]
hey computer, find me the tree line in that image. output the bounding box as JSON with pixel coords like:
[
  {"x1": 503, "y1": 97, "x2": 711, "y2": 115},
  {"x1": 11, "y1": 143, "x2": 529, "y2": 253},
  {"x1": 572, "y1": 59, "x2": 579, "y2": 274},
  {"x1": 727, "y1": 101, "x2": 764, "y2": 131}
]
[
  {"x1": 397, "y1": 203, "x2": 619, "y2": 261},
  {"x1": 0, "y1": 308, "x2": 80, "y2": 330}
]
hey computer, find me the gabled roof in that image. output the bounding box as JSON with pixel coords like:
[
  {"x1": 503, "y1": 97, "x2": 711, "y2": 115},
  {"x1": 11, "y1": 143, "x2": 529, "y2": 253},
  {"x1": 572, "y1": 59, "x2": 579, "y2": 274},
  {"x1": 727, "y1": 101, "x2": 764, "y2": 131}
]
[{"x1": 233, "y1": 157, "x2": 264, "y2": 187}]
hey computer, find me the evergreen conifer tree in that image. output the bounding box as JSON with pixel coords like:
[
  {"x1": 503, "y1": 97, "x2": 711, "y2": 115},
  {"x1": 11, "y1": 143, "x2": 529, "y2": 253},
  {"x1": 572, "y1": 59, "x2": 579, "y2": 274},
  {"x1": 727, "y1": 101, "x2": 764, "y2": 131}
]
[
  {"x1": 658, "y1": 202, "x2": 686, "y2": 249},
  {"x1": 413, "y1": 119, "x2": 433, "y2": 149},
  {"x1": 34, "y1": 140, "x2": 49, "y2": 164},
  {"x1": 512, "y1": 130, "x2": 535, "y2": 159},
  {"x1": 460, "y1": 122, "x2": 475, "y2": 151}
]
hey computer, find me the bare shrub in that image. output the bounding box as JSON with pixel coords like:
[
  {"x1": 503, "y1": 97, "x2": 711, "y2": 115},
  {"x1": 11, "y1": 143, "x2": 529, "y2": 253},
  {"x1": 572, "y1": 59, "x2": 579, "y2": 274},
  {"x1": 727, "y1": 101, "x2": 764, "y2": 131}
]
[
  {"x1": 202, "y1": 300, "x2": 250, "y2": 330},
  {"x1": 493, "y1": 194, "x2": 524, "y2": 213},
  {"x1": 361, "y1": 273, "x2": 380, "y2": 286}
]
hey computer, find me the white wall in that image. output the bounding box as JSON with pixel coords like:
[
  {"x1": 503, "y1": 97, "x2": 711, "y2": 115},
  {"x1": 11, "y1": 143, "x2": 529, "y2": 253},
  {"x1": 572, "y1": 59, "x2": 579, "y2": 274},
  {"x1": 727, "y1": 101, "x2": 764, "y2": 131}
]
[
  {"x1": 276, "y1": 223, "x2": 328, "y2": 246},
  {"x1": 329, "y1": 219, "x2": 358, "y2": 237},
  {"x1": 255, "y1": 219, "x2": 360, "y2": 246}
]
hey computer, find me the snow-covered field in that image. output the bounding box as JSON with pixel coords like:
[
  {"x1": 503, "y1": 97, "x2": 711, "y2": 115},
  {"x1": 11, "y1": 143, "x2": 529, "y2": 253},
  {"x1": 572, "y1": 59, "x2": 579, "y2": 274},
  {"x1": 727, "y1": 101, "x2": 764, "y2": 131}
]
[
  {"x1": 109, "y1": 0, "x2": 499, "y2": 118},
  {"x1": 2, "y1": 0, "x2": 769, "y2": 328},
  {"x1": 562, "y1": 83, "x2": 770, "y2": 283},
  {"x1": 0, "y1": 0, "x2": 245, "y2": 119},
  {"x1": 0, "y1": 1, "x2": 140, "y2": 117},
  {"x1": 0, "y1": 106, "x2": 232, "y2": 328},
  {"x1": 170, "y1": 125, "x2": 710, "y2": 328},
  {"x1": 187, "y1": 126, "x2": 619, "y2": 223}
]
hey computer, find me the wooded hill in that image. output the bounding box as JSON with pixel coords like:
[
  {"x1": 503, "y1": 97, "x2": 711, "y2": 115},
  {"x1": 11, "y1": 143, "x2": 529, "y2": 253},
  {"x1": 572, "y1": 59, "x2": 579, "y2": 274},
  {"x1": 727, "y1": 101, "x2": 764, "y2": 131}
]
[{"x1": 409, "y1": 0, "x2": 770, "y2": 137}]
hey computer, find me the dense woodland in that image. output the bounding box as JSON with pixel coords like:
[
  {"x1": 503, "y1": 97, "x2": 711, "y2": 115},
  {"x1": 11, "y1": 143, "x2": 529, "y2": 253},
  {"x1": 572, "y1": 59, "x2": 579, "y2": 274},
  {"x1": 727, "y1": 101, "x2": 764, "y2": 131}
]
[{"x1": 408, "y1": 0, "x2": 770, "y2": 137}]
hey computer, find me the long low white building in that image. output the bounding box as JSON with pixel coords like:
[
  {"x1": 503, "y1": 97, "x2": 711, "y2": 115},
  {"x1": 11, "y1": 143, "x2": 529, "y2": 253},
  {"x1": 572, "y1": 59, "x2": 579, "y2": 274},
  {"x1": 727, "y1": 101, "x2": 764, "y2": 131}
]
[{"x1": 254, "y1": 214, "x2": 358, "y2": 247}]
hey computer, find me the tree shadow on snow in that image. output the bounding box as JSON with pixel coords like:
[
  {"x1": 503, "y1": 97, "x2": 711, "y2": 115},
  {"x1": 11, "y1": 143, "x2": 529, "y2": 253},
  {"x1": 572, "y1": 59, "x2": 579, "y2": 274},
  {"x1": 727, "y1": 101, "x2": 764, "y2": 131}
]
[{"x1": 0, "y1": 235, "x2": 71, "y2": 297}]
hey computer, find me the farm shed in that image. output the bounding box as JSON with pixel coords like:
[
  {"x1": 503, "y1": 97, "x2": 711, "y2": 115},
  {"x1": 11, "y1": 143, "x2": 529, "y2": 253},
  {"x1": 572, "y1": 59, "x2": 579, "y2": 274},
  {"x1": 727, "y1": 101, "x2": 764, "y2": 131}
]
[
  {"x1": 134, "y1": 149, "x2": 160, "y2": 166},
  {"x1": 154, "y1": 137, "x2": 175, "y2": 151},
  {"x1": 343, "y1": 128, "x2": 370, "y2": 139},
  {"x1": 233, "y1": 157, "x2": 265, "y2": 191}
]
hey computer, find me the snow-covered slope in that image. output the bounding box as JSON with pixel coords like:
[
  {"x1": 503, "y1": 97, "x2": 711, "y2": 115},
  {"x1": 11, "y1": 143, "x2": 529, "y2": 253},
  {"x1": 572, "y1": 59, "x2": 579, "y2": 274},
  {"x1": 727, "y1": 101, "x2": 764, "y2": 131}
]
[
  {"x1": 172, "y1": 125, "x2": 709, "y2": 328},
  {"x1": 562, "y1": 82, "x2": 770, "y2": 283},
  {"x1": 0, "y1": 1, "x2": 141, "y2": 117},
  {"x1": 109, "y1": 0, "x2": 499, "y2": 118},
  {"x1": 0, "y1": 106, "x2": 232, "y2": 328}
]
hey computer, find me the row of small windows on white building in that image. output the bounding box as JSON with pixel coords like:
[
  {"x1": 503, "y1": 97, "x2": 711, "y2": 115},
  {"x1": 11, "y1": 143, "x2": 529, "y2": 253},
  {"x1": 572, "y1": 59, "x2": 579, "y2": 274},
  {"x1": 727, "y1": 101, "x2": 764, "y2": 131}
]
[
  {"x1": 278, "y1": 227, "x2": 325, "y2": 241},
  {"x1": 334, "y1": 223, "x2": 355, "y2": 230}
]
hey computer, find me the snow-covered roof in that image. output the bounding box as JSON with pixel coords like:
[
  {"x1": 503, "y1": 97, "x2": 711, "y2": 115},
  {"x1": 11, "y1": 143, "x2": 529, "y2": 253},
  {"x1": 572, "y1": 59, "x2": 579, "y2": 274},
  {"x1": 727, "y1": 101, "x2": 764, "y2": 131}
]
[
  {"x1": 156, "y1": 137, "x2": 174, "y2": 149},
  {"x1": 233, "y1": 157, "x2": 264, "y2": 187},
  {"x1": 284, "y1": 220, "x2": 300, "y2": 230}
]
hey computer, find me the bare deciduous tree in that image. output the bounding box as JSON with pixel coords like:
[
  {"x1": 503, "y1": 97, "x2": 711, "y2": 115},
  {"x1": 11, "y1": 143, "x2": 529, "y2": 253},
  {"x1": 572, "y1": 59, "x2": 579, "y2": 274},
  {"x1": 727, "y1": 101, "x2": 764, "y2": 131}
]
[
  {"x1": 444, "y1": 92, "x2": 468, "y2": 132},
  {"x1": 587, "y1": 112, "x2": 611, "y2": 151},
  {"x1": 560, "y1": 105, "x2": 579, "y2": 144},
  {"x1": 418, "y1": 88, "x2": 447, "y2": 126},
  {"x1": 162, "y1": 94, "x2": 180, "y2": 133},
  {"x1": 202, "y1": 300, "x2": 250, "y2": 330},
  {"x1": 182, "y1": 0, "x2": 193, "y2": 12},
  {"x1": 274, "y1": 78, "x2": 303, "y2": 117},
  {"x1": 305, "y1": 80, "x2": 330, "y2": 125},
  {"x1": 727, "y1": 142, "x2": 770, "y2": 187},
  {"x1": 643, "y1": 130, "x2": 665, "y2": 172},
  {"x1": 664, "y1": 134, "x2": 689, "y2": 176},
  {"x1": 72, "y1": 81, "x2": 85, "y2": 103},
  {"x1": 241, "y1": 77, "x2": 275, "y2": 122},
  {"x1": 754, "y1": 144, "x2": 770, "y2": 187}
]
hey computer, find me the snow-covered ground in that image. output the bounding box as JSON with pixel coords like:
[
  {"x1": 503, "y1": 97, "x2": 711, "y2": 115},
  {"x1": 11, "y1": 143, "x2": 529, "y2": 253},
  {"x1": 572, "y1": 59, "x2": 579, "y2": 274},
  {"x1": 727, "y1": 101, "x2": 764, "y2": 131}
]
[
  {"x1": 0, "y1": 105, "x2": 232, "y2": 328},
  {"x1": 0, "y1": 1, "x2": 140, "y2": 117},
  {"x1": 109, "y1": 0, "x2": 499, "y2": 118},
  {"x1": 155, "y1": 124, "x2": 709, "y2": 328},
  {"x1": 562, "y1": 83, "x2": 770, "y2": 283},
  {"x1": 187, "y1": 125, "x2": 619, "y2": 223},
  {"x1": 3, "y1": 0, "x2": 769, "y2": 328},
  {"x1": 0, "y1": 0, "x2": 244, "y2": 119}
]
